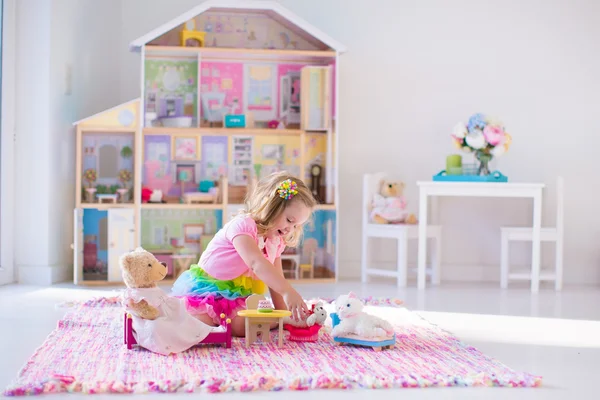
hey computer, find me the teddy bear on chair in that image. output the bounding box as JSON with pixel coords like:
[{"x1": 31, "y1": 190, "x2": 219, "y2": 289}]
[{"x1": 370, "y1": 180, "x2": 417, "y2": 224}]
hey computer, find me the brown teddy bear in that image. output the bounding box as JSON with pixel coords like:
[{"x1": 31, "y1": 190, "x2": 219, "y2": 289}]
[
  {"x1": 120, "y1": 247, "x2": 168, "y2": 320},
  {"x1": 120, "y1": 247, "x2": 219, "y2": 355},
  {"x1": 370, "y1": 180, "x2": 417, "y2": 224}
]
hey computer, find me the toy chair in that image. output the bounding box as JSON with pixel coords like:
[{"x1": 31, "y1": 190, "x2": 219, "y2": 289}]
[
  {"x1": 361, "y1": 172, "x2": 442, "y2": 287},
  {"x1": 298, "y1": 250, "x2": 315, "y2": 279},
  {"x1": 280, "y1": 251, "x2": 300, "y2": 279},
  {"x1": 124, "y1": 312, "x2": 232, "y2": 350},
  {"x1": 500, "y1": 176, "x2": 564, "y2": 291},
  {"x1": 201, "y1": 92, "x2": 226, "y2": 126},
  {"x1": 180, "y1": 20, "x2": 206, "y2": 47}
]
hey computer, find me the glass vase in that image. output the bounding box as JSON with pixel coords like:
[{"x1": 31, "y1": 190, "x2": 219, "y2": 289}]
[{"x1": 475, "y1": 151, "x2": 493, "y2": 176}]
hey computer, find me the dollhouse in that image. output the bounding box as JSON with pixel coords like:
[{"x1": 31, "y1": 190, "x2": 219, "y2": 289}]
[{"x1": 72, "y1": 0, "x2": 345, "y2": 285}]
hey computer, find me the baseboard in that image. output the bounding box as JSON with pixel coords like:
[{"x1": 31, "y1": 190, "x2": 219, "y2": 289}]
[{"x1": 18, "y1": 264, "x2": 72, "y2": 285}]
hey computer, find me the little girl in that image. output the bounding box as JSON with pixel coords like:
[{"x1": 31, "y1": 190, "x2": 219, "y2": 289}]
[{"x1": 171, "y1": 172, "x2": 318, "y2": 337}]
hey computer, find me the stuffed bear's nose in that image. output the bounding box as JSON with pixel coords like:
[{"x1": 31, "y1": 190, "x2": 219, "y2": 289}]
[
  {"x1": 388, "y1": 184, "x2": 392, "y2": 188},
  {"x1": 160, "y1": 262, "x2": 167, "y2": 267}
]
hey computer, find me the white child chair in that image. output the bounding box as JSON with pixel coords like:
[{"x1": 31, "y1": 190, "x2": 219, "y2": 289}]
[
  {"x1": 500, "y1": 176, "x2": 564, "y2": 290},
  {"x1": 361, "y1": 173, "x2": 442, "y2": 287}
]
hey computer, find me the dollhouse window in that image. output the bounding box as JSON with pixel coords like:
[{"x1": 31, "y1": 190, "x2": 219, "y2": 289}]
[
  {"x1": 247, "y1": 65, "x2": 273, "y2": 111},
  {"x1": 98, "y1": 145, "x2": 118, "y2": 179}
]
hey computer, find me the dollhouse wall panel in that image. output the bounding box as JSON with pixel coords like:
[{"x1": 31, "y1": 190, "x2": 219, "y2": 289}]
[
  {"x1": 145, "y1": 59, "x2": 198, "y2": 126},
  {"x1": 200, "y1": 62, "x2": 244, "y2": 124},
  {"x1": 78, "y1": 101, "x2": 138, "y2": 129},
  {"x1": 82, "y1": 134, "x2": 134, "y2": 188},
  {"x1": 149, "y1": 11, "x2": 325, "y2": 51},
  {"x1": 143, "y1": 135, "x2": 172, "y2": 194},
  {"x1": 302, "y1": 210, "x2": 336, "y2": 278},
  {"x1": 201, "y1": 136, "x2": 228, "y2": 180},
  {"x1": 140, "y1": 209, "x2": 223, "y2": 276},
  {"x1": 253, "y1": 135, "x2": 301, "y2": 180}
]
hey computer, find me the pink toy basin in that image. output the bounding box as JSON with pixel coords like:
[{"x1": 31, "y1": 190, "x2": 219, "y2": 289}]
[{"x1": 284, "y1": 324, "x2": 322, "y2": 342}]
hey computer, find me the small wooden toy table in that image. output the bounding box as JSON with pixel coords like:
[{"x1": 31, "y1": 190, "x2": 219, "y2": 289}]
[{"x1": 237, "y1": 309, "x2": 292, "y2": 347}]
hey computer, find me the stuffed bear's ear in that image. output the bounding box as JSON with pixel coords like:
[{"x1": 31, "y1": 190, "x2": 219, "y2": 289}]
[
  {"x1": 119, "y1": 252, "x2": 133, "y2": 270},
  {"x1": 348, "y1": 291, "x2": 357, "y2": 299}
]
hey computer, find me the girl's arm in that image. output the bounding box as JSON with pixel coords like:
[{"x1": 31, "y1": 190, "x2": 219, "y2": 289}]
[
  {"x1": 232, "y1": 235, "x2": 308, "y2": 320},
  {"x1": 232, "y1": 235, "x2": 294, "y2": 295},
  {"x1": 269, "y1": 257, "x2": 287, "y2": 311}
]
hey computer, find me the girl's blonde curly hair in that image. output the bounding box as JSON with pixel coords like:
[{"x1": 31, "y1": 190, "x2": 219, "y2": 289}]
[{"x1": 242, "y1": 171, "x2": 317, "y2": 247}]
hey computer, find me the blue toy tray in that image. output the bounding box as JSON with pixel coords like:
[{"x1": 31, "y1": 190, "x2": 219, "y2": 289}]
[
  {"x1": 433, "y1": 170, "x2": 508, "y2": 182},
  {"x1": 330, "y1": 313, "x2": 396, "y2": 350}
]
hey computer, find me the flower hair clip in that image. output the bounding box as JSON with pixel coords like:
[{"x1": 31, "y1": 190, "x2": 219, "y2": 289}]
[{"x1": 277, "y1": 179, "x2": 298, "y2": 200}]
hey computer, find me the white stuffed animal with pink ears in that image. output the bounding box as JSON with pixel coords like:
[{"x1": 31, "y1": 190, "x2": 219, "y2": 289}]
[
  {"x1": 283, "y1": 301, "x2": 327, "y2": 327},
  {"x1": 331, "y1": 292, "x2": 394, "y2": 339}
]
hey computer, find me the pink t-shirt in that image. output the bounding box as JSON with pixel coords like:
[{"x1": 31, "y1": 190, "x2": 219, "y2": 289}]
[{"x1": 199, "y1": 215, "x2": 287, "y2": 280}]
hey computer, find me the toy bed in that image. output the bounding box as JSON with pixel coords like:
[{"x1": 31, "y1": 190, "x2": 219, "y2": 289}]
[
  {"x1": 330, "y1": 313, "x2": 396, "y2": 351},
  {"x1": 124, "y1": 312, "x2": 232, "y2": 350}
]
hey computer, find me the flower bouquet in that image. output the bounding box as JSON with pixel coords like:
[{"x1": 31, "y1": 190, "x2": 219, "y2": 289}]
[
  {"x1": 84, "y1": 168, "x2": 97, "y2": 188},
  {"x1": 119, "y1": 169, "x2": 132, "y2": 188},
  {"x1": 452, "y1": 113, "x2": 512, "y2": 175}
]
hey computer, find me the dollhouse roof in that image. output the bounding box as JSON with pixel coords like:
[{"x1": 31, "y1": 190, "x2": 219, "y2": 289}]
[
  {"x1": 72, "y1": 98, "x2": 140, "y2": 126},
  {"x1": 129, "y1": 0, "x2": 347, "y2": 53}
]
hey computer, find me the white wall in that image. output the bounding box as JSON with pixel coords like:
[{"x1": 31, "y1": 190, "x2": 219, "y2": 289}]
[
  {"x1": 14, "y1": 0, "x2": 53, "y2": 283},
  {"x1": 13, "y1": 0, "x2": 122, "y2": 284},
  {"x1": 16, "y1": 0, "x2": 600, "y2": 285}
]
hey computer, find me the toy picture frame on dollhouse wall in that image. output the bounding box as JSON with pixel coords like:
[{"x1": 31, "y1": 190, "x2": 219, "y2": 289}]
[{"x1": 71, "y1": 0, "x2": 346, "y2": 286}]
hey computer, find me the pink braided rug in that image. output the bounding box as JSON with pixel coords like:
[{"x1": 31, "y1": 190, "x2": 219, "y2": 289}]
[{"x1": 4, "y1": 296, "x2": 541, "y2": 396}]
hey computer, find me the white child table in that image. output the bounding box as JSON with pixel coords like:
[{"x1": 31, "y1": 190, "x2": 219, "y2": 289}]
[{"x1": 416, "y1": 181, "x2": 545, "y2": 292}]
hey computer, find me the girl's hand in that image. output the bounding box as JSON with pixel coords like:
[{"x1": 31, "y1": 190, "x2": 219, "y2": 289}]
[{"x1": 283, "y1": 288, "x2": 309, "y2": 321}]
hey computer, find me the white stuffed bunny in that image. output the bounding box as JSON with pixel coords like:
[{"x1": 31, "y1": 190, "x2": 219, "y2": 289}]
[
  {"x1": 283, "y1": 301, "x2": 327, "y2": 327},
  {"x1": 331, "y1": 292, "x2": 394, "y2": 338}
]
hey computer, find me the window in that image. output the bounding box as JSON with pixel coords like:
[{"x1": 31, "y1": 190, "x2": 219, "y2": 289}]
[
  {"x1": 98, "y1": 145, "x2": 118, "y2": 178},
  {"x1": 247, "y1": 65, "x2": 273, "y2": 111}
]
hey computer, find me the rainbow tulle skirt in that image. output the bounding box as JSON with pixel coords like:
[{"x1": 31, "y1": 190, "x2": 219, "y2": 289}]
[{"x1": 171, "y1": 264, "x2": 267, "y2": 324}]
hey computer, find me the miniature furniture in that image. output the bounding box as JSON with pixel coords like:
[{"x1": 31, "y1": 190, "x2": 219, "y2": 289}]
[
  {"x1": 180, "y1": 20, "x2": 206, "y2": 47},
  {"x1": 284, "y1": 322, "x2": 322, "y2": 342},
  {"x1": 500, "y1": 176, "x2": 564, "y2": 291},
  {"x1": 298, "y1": 251, "x2": 315, "y2": 279},
  {"x1": 237, "y1": 294, "x2": 291, "y2": 347},
  {"x1": 281, "y1": 253, "x2": 301, "y2": 279},
  {"x1": 182, "y1": 189, "x2": 219, "y2": 204},
  {"x1": 97, "y1": 194, "x2": 118, "y2": 204},
  {"x1": 330, "y1": 313, "x2": 395, "y2": 352},
  {"x1": 171, "y1": 254, "x2": 197, "y2": 279},
  {"x1": 361, "y1": 173, "x2": 442, "y2": 287},
  {"x1": 417, "y1": 180, "x2": 545, "y2": 292},
  {"x1": 124, "y1": 312, "x2": 232, "y2": 350}
]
